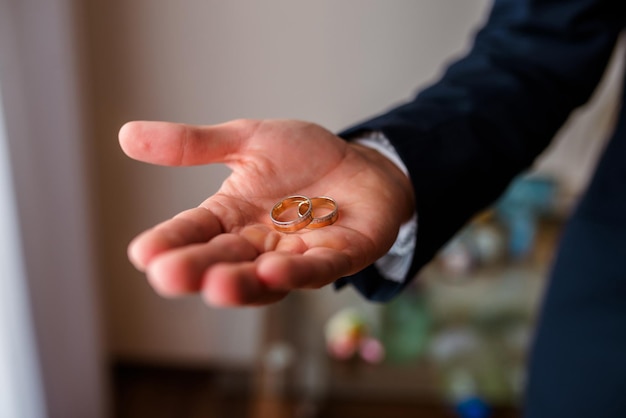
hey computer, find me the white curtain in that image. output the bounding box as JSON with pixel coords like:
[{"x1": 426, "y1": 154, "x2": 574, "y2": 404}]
[
  {"x1": 0, "y1": 0, "x2": 108, "y2": 417},
  {"x1": 0, "y1": 79, "x2": 46, "y2": 418}
]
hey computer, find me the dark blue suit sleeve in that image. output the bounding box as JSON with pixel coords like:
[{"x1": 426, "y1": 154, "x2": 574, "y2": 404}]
[{"x1": 336, "y1": 0, "x2": 625, "y2": 301}]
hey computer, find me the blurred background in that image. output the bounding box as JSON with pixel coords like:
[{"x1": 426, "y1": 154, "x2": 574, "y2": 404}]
[{"x1": 0, "y1": 1, "x2": 623, "y2": 417}]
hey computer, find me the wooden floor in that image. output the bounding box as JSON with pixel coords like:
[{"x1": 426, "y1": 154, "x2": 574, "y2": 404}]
[{"x1": 112, "y1": 362, "x2": 521, "y2": 418}]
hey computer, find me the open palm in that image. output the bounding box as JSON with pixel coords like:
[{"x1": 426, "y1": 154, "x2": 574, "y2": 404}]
[{"x1": 120, "y1": 119, "x2": 414, "y2": 306}]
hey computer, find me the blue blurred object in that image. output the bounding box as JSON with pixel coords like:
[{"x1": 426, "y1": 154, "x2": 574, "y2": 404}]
[
  {"x1": 455, "y1": 396, "x2": 491, "y2": 418},
  {"x1": 495, "y1": 174, "x2": 557, "y2": 258}
]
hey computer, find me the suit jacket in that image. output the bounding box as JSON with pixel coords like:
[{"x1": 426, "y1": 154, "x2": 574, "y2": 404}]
[{"x1": 337, "y1": 0, "x2": 626, "y2": 416}]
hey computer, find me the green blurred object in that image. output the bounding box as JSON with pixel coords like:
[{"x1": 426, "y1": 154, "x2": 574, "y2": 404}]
[{"x1": 381, "y1": 290, "x2": 432, "y2": 363}]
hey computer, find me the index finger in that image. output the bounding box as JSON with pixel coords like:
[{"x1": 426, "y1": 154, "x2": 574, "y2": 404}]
[{"x1": 128, "y1": 206, "x2": 222, "y2": 271}]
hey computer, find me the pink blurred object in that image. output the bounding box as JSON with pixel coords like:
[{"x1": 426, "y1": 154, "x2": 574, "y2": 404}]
[
  {"x1": 359, "y1": 337, "x2": 385, "y2": 364},
  {"x1": 327, "y1": 334, "x2": 359, "y2": 360},
  {"x1": 325, "y1": 308, "x2": 385, "y2": 363}
]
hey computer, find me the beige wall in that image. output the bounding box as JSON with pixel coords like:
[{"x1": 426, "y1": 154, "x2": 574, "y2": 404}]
[
  {"x1": 83, "y1": 0, "x2": 490, "y2": 365},
  {"x1": 82, "y1": 0, "x2": 619, "y2": 366}
]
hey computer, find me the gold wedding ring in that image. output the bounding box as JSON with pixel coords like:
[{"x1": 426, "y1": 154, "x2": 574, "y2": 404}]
[
  {"x1": 270, "y1": 195, "x2": 312, "y2": 232},
  {"x1": 298, "y1": 196, "x2": 339, "y2": 228}
]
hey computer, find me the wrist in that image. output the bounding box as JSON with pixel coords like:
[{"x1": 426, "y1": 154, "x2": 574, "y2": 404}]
[{"x1": 349, "y1": 142, "x2": 415, "y2": 223}]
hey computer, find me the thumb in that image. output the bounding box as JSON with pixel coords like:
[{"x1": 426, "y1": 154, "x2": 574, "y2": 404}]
[{"x1": 119, "y1": 120, "x2": 257, "y2": 166}]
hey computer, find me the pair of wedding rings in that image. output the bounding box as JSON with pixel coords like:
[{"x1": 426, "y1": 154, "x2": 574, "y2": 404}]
[{"x1": 270, "y1": 195, "x2": 339, "y2": 233}]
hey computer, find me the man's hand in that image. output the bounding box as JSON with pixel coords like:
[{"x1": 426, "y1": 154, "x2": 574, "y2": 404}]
[{"x1": 119, "y1": 119, "x2": 414, "y2": 306}]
